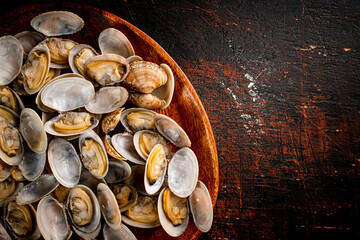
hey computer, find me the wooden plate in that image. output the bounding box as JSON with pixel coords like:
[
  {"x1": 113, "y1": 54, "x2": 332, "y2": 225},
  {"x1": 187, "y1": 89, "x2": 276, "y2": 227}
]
[{"x1": 0, "y1": 3, "x2": 219, "y2": 240}]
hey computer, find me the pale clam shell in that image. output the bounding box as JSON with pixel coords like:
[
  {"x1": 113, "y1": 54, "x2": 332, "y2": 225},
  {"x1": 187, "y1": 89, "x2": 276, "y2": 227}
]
[
  {"x1": 168, "y1": 147, "x2": 198, "y2": 198},
  {"x1": 40, "y1": 77, "x2": 95, "y2": 112},
  {"x1": 36, "y1": 196, "x2": 72, "y2": 240},
  {"x1": 111, "y1": 133, "x2": 145, "y2": 165},
  {"x1": 0, "y1": 121, "x2": 24, "y2": 166},
  {"x1": 0, "y1": 36, "x2": 23, "y2": 86},
  {"x1": 14, "y1": 31, "x2": 44, "y2": 59},
  {"x1": 48, "y1": 138, "x2": 81, "y2": 188},
  {"x1": 103, "y1": 222, "x2": 137, "y2": 240},
  {"x1": 144, "y1": 144, "x2": 167, "y2": 195},
  {"x1": 157, "y1": 187, "x2": 189, "y2": 237},
  {"x1": 18, "y1": 145, "x2": 46, "y2": 181},
  {"x1": 189, "y1": 180, "x2": 213, "y2": 232},
  {"x1": 104, "y1": 160, "x2": 131, "y2": 184},
  {"x1": 31, "y1": 11, "x2": 84, "y2": 36},
  {"x1": 98, "y1": 28, "x2": 135, "y2": 58},
  {"x1": 68, "y1": 44, "x2": 98, "y2": 76},
  {"x1": 120, "y1": 107, "x2": 156, "y2": 133}
]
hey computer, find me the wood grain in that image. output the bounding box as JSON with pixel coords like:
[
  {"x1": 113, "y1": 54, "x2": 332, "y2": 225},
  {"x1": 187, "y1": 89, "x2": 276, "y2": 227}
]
[{"x1": 0, "y1": 2, "x2": 219, "y2": 240}]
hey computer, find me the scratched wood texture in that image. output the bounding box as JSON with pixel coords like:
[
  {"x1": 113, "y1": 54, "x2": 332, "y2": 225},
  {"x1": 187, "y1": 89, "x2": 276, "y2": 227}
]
[{"x1": 1, "y1": 0, "x2": 360, "y2": 239}]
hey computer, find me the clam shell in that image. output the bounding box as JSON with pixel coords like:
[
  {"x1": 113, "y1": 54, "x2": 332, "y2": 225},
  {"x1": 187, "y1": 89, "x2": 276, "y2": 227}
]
[
  {"x1": 97, "y1": 183, "x2": 122, "y2": 231},
  {"x1": 189, "y1": 181, "x2": 213, "y2": 232},
  {"x1": 154, "y1": 113, "x2": 191, "y2": 148},
  {"x1": 36, "y1": 196, "x2": 72, "y2": 240},
  {"x1": 19, "y1": 108, "x2": 47, "y2": 154},
  {"x1": 14, "y1": 31, "x2": 44, "y2": 59},
  {"x1": 31, "y1": 11, "x2": 84, "y2": 36},
  {"x1": 168, "y1": 147, "x2": 198, "y2": 198},
  {"x1": 0, "y1": 86, "x2": 25, "y2": 114},
  {"x1": 127, "y1": 92, "x2": 166, "y2": 109},
  {"x1": 40, "y1": 77, "x2": 95, "y2": 112},
  {"x1": 16, "y1": 174, "x2": 58, "y2": 205},
  {"x1": 104, "y1": 159, "x2": 131, "y2": 184},
  {"x1": 111, "y1": 133, "x2": 145, "y2": 165},
  {"x1": 98, "y1": 28, "x2": 135, "y2": 58},
  {"x1": 152, "y1": 64, "x2": 175, "y2": 109},
  {"x1": 79, "y1": 130, "x2": 109, "y2": 179},
  {"x1": 133, "y1": 130, "x2": 171, "y2": 161},
  {"x1": 0, "y1": 105, "x2": 20, "y2": 127},
  {"x1": 144, "y1": 144, "x2": 167, "y2": 195},
  {"x1": 120, "y1": 107, "x2": 156, "y2": 133},
  {"x1": 157, "y1": 187, "x2": 189, "y2": 237},
  {"x1": 68, "y1": 44, "x2": 98, "y2": 76},
  {"x1": 0, "y1": 36, "x2": 23, "y2": 86},
  {"x1": 101, "y1": 107, "x2": 124, "y2": 134},
  {"x1": 103, "y1": 223, "x2": 137, "y2": 240},
  {"x1": 0, "y1": 121, "x2": 24, "y2": 166},
  {"x1": 0, "y1": 159, "x2": 15, "y2": 182},
  {"x1": 0, "y1": 180, "x2": 23, "y2": 207},
  {"x1": 48, "y1": 138, "x2": 81, "y2": 188},
  {"x1": 85, "y1": 87, "x2": 128, "y2": 114},
  {"x1": 111, "y1": 183, "x2": 138, "y2": 212},
  {"x1": 66, "y1": 185, "x2": 101, "y2": 239},
  {"x1": 44, "y1": 112, "x2": 100, "y2": 137},
  {"x1": 18, "y1": 145, "x2": 46, "y2": 181}
]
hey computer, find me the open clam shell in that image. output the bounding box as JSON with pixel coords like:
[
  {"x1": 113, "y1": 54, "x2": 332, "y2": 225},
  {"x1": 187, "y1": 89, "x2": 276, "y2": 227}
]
[
  {"x1": 14, "y1": 31, "x2": 44, "y2": 60},
  {"x1": 0, "y1": 159, "x2": 15, "y2": 182},
  {"x1": 104, "y1": 159, "x2": 131, "y2": 184},
  {"x1": 154, "y1": 113, "x2": 191, "y2": 148},
  {"x1": 43, "y1": 38, "x2": 77, "y2": 69},
  {"x1": 98, "y1": 28, "x2": 135, "y2": 58},
  {"x1": 0, "y1": 105, "x2": 20, "y2": 127},
  {"x1": 79, "y1": 130, "x2": 109, "y2": 179},
  {"x1": 111, "y1": 183, "x2": 138, "y2": 213},
  {"x1": 68, "y1": 44, "x2": 97, "y2": 77},
  {"x1": 31, "y1": 11, "x2": 84, "y2": 36},
  {"x1": 36, "y1": 196, "x2": 72, "y2": 240},
  {"x1": 0, "y1": 180, "x2": 23, "y2": 207},
  {"x1": 133, "y1": 130, "x2": 171, "y2": 161},
  {"x1": 3, "y1": 198, "x2": 41, "y2": 240},
  {"x1": 144, "y1": 144, "x2": 168, "y2": 195},
  {"x1": 0, "y1": 86, "x2": 25, "y2": 114},
  {"x1": 97, "y1": 183, "x2": 122, "y2": 231},
  {"x1": 189, "y1": 180, "x2": 213, "y2": 232},
  {"x1": 66, "y1": 185, "x2": 101, "y2": 239},
  {"x1": 0, "y1": 36, "x2": 23, "y2": 86},
  {"x1": 0, "y1": 121, "x2": 24, "y2": 166},
  {"x1": 168, "y1": 147, "x2": 198, "y2": 198},
  {"x1": 120, "y1": 107, "x2": 156, "y2": 133},
  {"x1": 111, "y1": 133, "x2": 145, "y2": 165},
  {"x1": 48, "y1": 138, "x2": 81, "y2": 188},
  {"x1": 153, "y1": 64, "x2": 175, "y2": 109},
  {"x1": 158, "y1": 187, "x2": 189, "y2": 237},
  {"x1": 122, "y1": 196, "x2": 160, "y2": 229},
  {"x1": 44, "y1": 112, "x2": 100, "y2": 137},
  {"x1": 40, "y1": 76, "x2": 95, "y2": 112},
  {"x1": 16, "y1": 174, "x2": 58, "y2": 205},
  {"x1": 85, "y1": 86, "x2": 128, "y2": 114},
  {"x1": 19, "y1": 108, "x2": 47, "y2": 154}
]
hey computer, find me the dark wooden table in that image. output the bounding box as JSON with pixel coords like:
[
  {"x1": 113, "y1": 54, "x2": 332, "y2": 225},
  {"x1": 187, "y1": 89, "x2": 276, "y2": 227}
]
[{"x1": 2, "y1": 1, "x2": 360, "y2": 239}]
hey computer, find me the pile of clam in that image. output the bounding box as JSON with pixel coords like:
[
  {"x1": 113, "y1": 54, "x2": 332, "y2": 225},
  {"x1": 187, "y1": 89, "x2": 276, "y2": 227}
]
[{"x1": 0, "y1": 10, "x2": 213, "y2": 239}]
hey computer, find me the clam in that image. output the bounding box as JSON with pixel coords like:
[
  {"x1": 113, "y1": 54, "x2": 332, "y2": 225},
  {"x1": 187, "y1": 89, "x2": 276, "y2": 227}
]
[
  {"x1": 133, "y1": 130, "x2": 171, "y2": 161},
  {"x1": 0, "y1": 36, "x2": 23, "y2": 86},
  {"x1": 168, "y1": 147, "x2": 198, "y2": 198},
  {"x1": 31, "y1": 11, "x2": 84, "y2": 36},
  {"x1": 44, "y1": 112, "x2": 100, "y2": 137},
  {"x1": 66, "y1": 185, "x2": 101, "y2": 239},
  {"x1": 0, "y1": 105, "x2": 19, "y2": 127},
  {"x1": 122, "y1": 196, "x2": 160, "y2": 228},
  {"x1": 53, "y1": 185, "x2": 72, "y2": 203},
  {"x1": 98, "y1": 28, "x2": 135, "y2": 58},
  {"x1": 68, "y1": 44, "x2": 97, "y2": 76},
  {"x1": 48, "y1": 138, "x2": 81, "y2": 188},
  {"x1": 144, "y1": 144, "x2": 167, "y2": 195},
  {"x1": 103, "y1": 223, "x2": 137, "y2": 240},
  {"x1": 16, "y1": 174, "x2": 58, "y2": 205},
  {"x1": 10, "y1": 167, "x2": 25, "y2": 182},
  {"x1": 120, "y1": 107, "x2": 156, "y2": 133},
  {"x1": 79, "y1": 130, "x2": 108, "y2": 179},
  {"x1": 104, "y1": 160, "x2": 131, "y2": 184},
  {"x1": 18, "y1": 146, "x2": 46, "y2": 181},
  {"x1": 85, "y1": 54, "x2": 130, "y2": 86},
  {"x1": 127, "y1": 93, "x2": 166, "y2": 109},
  {"x1": 102, "y1": 135, "x2": 126, "y2": 161},
  {"x1": 101, "y1": 107, "x2": 124, "y2": 134},
  {"x1": 0, "y1": 159, "x2": 14, "y2": 181},
  {"x1": 4, "y1": 199, "x2": 40, "y2": 239},
  {"x1": 36, "y1": 196, "x2": 72, "y2": 240},
  {"x1": 189, "y1": 181, "x2": 213, "y2": 232},
  {"x1": 111, "y1": 183, "x2": 137, "y2": 212},
  {"x1": 97, "y1": 183, "x2": 122, "y2": 231},
  {"x1": 85, "y1": 86, "x2": 128, "y2": 114},
  {"x1": 14, "y1": 31, "x2": 44, "y2": 59},
  {"x1": 0, "y1": 86, "x2": 24, "y2": 114},
  {"x1": 0, "y1": 120, "x2": 24, "y2": 166},
  {"x1": 0, "y1": 179, "x2": 17, "y2": 204},
  {"x1": 44, "y1": 38, "x2": 77, "y2": 68},
  {"x1": 19, "y1": 108, "x2": 47, "y2": 154},
  {"x1": 154, "y1": 113, "x2": 191, "y2": 148},
  {"x1": 40, "y1": 76, "x2": 95, "y2": 112},
  {"x1": 123, "y1": 61, "x2": 167, "y2": 94},
  {"x1": 158, "y1": 187, "x2": 189, "y2": 237},
  {"x1": 111, "y1": 133, "x2": 145, "y2": 165},
  {"x1": 21, "y1": 42, "x2": 50, "y2": 94}
]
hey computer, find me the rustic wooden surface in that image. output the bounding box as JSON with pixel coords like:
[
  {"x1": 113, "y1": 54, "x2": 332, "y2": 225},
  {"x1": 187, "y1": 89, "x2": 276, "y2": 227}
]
[{"x1": 1, "y1": 0, "x2": 360, "y2": 239}]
